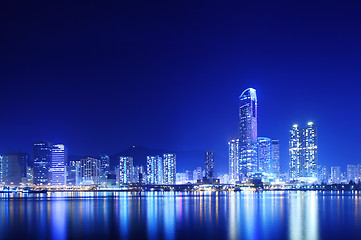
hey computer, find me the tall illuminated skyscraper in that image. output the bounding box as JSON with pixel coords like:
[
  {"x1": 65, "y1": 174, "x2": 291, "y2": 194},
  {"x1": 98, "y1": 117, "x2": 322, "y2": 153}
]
[
  {"x1": 147, "y1": 155, "x2": 162, "y2": 184},
  {"x1": 289, "y1": 124, "x2": 301, "y2": 180},
  {"x1": 257, "y1": 137, "x2": 272, "y2": 174},
  {"x1": 119, "y1": 156, "x2": 133, "y2": 184},
  {"x1": 163, "y1": 153, "x2": 176, "y2": 184},
  {"x1": 302, "y1": 122, "x2": 318, "y2": 178},
  {"x1": 80, "y1": 157, "x2": 101, "y2": 185},
  {"x1": 33, "y1": 141, "x2": 52, "y2": 185},
  {"x1": 205, "y1": 151, "x2": 215, "y2": 180},
  {"x1": 51, "y1": 144, "x2": 67, "y2": 185},
  {"x1": 1, "y1": 153, "x2": 28, "y2": 185},
  {"x1": 271, "y1": 140, "x2": 280, "y2": 178},
  {"x1": 239, "y1": 88, "x2": 258, "y2": 179},
  {"x1": 289, "y1": 122, "x2": 318, "y2": 181},
  {"x1": 228, "y1": 139, "x2": 239, "y2": 182}
]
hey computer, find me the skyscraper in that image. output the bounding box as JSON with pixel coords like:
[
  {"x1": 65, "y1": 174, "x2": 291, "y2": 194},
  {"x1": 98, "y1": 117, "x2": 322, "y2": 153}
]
[
  {"x1": 163, "y1": 153, "x2": 176, "y2": 184},
  {"x1": 33, "y1": 141, "x2": 52, "y2": 185},
  {"x1": 205, "y1": 151, "x2": 215, "y2": 180},
  {"x1": 228, "y1": 139, "x2": 239, "y2": 182},
  {"x1": 271, "y1": 140, "x2": 280, "y2": 178},
  {"x1": 119, "y1": 156, "x2": 133, "y2": 184},
  {"x1": 347, "y1": 165, "x2": 357, "y2": 183},
  {"x1": 51, "y1": 144, "x2": 67, "y2": 185},
  {"x1": 239, "y1": 88, "x2": 258, "y2": 179},
  {"x1": 80, "y1": 157, "x2": 101, "y2": 185},
  {"x1": 100, "y1": 154, "x2": 110, "y2": 184},
  {"x1": 257, "y1": 137, "x2": 272, "y2": 174},
  {"x1": 147, "y1": 155, "x2": 163, "y2": 184},
  {"x1": 302, "y1": 122, "x2": 318, "y2": 178},
  {"x1": 289, "y1": 124, "x2": 301, "y2": 180},
  {"x1": 331, "y1": 166, "x2": 341, "y2": 184},
  {"x1": 1, "y1": 153, "x2": 28, "y2": 185}
]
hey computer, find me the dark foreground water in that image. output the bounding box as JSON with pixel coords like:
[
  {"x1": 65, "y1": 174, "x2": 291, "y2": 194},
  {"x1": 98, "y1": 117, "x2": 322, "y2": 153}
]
[{"x1": 0, "y1": 191, "x2": 361, "y2": 240}]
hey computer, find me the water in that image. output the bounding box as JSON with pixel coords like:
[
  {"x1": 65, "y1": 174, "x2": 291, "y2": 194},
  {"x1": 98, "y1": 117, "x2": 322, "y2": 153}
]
[{"x1": 0, "y1": 191, "x2": 360, "y2": 240}]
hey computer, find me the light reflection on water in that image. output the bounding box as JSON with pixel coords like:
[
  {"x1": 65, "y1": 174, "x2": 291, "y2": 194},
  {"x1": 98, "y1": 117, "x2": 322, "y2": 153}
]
[{"x1": 0, "y1": 191, "x2": 360, "y2": 239}]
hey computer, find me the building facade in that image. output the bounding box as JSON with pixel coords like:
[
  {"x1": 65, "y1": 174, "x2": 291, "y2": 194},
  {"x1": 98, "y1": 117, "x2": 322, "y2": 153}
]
[
  {"x1": 205, "y1": 151, "x2": 215, "y2": 180},
  {"x1": 33, "y1": 141, "x2": 52, "y2": 185},
  {"x1": 51, "y1": 144, "x2": 67, "y2": 185},
  {"x1": 239, "y1": 88, "x2": 258, "y2": 179},
  {"x1": 119, "y1": 156, "x2": 133, "y2": 184},
  {"x1": 80, "y1": 157, "x2": 101, "y2": 185},
  {"x1": 163, "y1": 154, "x2": 176, "y2": 184},
  {"x1": 1, "y1": 153, "x2": 28, "y2": 185},
  {"x1": 228, "y1": 139, "x2": 239, "y2": 182},
  {"x1": 147, "y1": 155, "x2": 163, "y2": 184}
]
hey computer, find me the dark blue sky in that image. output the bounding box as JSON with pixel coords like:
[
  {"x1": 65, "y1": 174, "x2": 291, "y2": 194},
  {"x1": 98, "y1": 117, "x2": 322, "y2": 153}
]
[{"x1": 1, "y1": 1, "x2": 361, "y2": 173}]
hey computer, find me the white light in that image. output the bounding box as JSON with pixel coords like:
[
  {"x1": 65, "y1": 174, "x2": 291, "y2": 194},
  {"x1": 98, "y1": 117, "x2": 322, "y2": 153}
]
[{"x1": 308, "y1": 122, "x2": 314, "y2": 125}]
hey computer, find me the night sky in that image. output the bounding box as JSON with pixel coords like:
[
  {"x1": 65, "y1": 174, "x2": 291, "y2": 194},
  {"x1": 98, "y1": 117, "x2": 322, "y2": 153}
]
[{"x1": 1, "y1": 1, "x2": 361, "y2": 173}]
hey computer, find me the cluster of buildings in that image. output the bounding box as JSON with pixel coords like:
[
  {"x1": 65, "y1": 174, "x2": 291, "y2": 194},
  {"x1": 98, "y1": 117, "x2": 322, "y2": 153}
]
[{"x1": 228, "y1": 88, "x2": 280, "y2": 183}]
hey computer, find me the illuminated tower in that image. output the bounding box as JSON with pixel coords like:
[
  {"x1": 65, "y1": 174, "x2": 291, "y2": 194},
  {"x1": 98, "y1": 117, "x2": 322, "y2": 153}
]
[
  {"x1": 239, "y1": 88, "x2": 258, "y2": 179},
  {"x1": 80, "y1": 157, "x2": 101, "y2": 185},
  {"x1": 271, "y1": 140, "x2": 280, "y2": 178},
  {"x1": 289, "y1": 125, "x2": 301, "y2": 180},
  {"x1": 228, "y1": 139, "x2": 239, "y2": 182},
  {"x1": 302, "y1": 122, "x2": 318, "y2": 178},
  {"x1": 119, "y1": 156, "x2": 133, "y2": 184},
  {"x1": 51, "y1": 144, "x2": 67, "y2": 185},
  {"x1": 257, "y1": 137, "x2": 272, "y2": 174},
  {"x1": 147, "y1": 155, "x2": 163, "y2": 184},
  {"x1": 205, "y1": 151, "x2": 215, "y2": 179},
  {"x1": 163, "y1": 153, "x2": 176, "y2": 184},
  {"x1": 33, "y1": 141, "x2": 52, "y2": 185}
]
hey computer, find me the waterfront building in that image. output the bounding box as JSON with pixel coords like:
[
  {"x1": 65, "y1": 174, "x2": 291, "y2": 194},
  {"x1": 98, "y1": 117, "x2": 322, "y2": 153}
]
[
  {"x1": 133, "y1": 165, "x2": 145, "y2": 184},
  {"x1": 26, "y1": 167, "x2": 34, "y2": 184},
  {"x1": 163, "y1": 153, "x2": 176, "y2": 184},
  {"x1": 33, "y1": 141, "x2": 52, "y2": 185},
  {"x1": 239, "y1": 88, "x2": 258, "y2": 180},
  {"x1": 66, "y1": 160, "x2": 81, "y2": 186},
  {"x1": 51, "y1": 144, "x2": 67, "y2": 185},
  {"x1": 317, "y1": 165, "x2": 328, "y2": 183},
  {"x1": 193, "y1": 167, "x2": 202, "y2": 182},
  {"x1": 119, "y1": 156, "x2": 133, "y2": 184},
  {"x1": 347, "y1": 165, "x2": 357, "y2": 183},
  {"x1": 100, "y1": 154, "x2": 110, "y2": 184},
  {"x1": 228, "y1": 139, "x2": 239, "y2": 182},
  {"x1": 302, "y1": 122, "x2": 318, "y2": 178},
  {"x1": 356, "y1": 164, "x2": 361, "y2": 183},
  {"x1": 147, "y1": 155, "x2": 163, "y2": 184},
  {"x1": 289, "y1": 122, "x2": 318, "y2": 181},
  {"x1": 331, "y1": 166, "x2": 341, "y2": 184},
  {"x1": 205, "y1": 151, "x2": 215, "y2": 180},
  {"x1": 258, "y1": 137, "x2": 272, "y2": 174},
  {"x1": 271, "y1": 140, "x2": 280, "y2": 178},
  {"x1": 80, "y1": 157, "x2": 101, "y2": 185},
  {"x1": 1, "y1": 153, "x2": 28, "y2": 185},
  {"x1": 289, "y1": 124, "x2": 302, "y2": 180}
]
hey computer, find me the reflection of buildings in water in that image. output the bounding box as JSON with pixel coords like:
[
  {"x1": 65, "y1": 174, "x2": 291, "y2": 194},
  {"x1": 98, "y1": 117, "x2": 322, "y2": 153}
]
[
  {"x1": 119, "y1": 192, "x2": 130, "y2": 239},
  {"x1": 289, "y1": 192, "x2": 319, "y2": 240},
  {"x1": 51, "y1": 200, "x2": 67, "y2": 240},
  {"x1": 163, "y1": 192, "x2": 175, "y2": 240}
]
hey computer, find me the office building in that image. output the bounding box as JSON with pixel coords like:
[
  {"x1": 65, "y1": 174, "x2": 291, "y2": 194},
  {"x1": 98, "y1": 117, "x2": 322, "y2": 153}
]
[
  {"x1": 258, "y1": 137, "x2": 272, "y2": 174},
  {"x1": 119, "y1": 156, "x2": 133, "y2": 184},
  {"x1": 228, "y1": 139, "x2": 239, "y2": 182},
  {"x1": 163, "y1": 153, "x2": 176, "y2": 184},
  {"x1": 51, "y1": 144, "x2": 67, "y2": 185},
  {"x1": 193, "y1": 167, "x2": 202, "y2": 182},
  {"x1": 100, "y1": 154, "x2": 110, "y2": 184},
  {"x1": 289, "y1": 124, "x2": 302, "y2": 180},
  {"x1": 133, "y1": 165, "x2": 145, "y2": 184},
  {"x1": 80, "y1": 157, "x2": 101, "y2": 185},
  {"x1": 1, "y1": 153, "x2": 29, "y2": 185},
  {"x1": 33, "y1": 141, "x2": 52, "y2": 185},
  {"x1": 239, "y1": 88, "x2": 258, "y2": 179},
  {"x1": 331, "y1": 166, "x2": 341, "y2": 184},
  {"x1": 205, "y1": 151, "x2": 215, "y2": 179},
  {"x1": 271, "y1": 140, "x2": 280, "y2": 178},
  {"x1": 347, "y1": 165, "x2": 357, "y2": 183}
]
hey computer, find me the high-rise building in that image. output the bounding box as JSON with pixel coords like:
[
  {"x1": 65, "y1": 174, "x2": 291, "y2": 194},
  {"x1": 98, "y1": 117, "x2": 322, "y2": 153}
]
[
  {"x1": 289, "y1": 124, "x2": 301, "y2": 180},
  {"x1": 257, "y1": 137, "x2": 272, "y2": 174},
  {"x1": 80, "y1": 157, "x2": 101, "y2": 185},
  {"x1": 66, "y1": 160, "x2": 81, "y2": 186},
  {"x1": 51, "y1": 144, "x2": 67, "y2": 185},
  {"x1": 33, "y1": 141, "x2": 52, "y2": 185},
  {"x1": 119, "y1": 156, "x2": 133, "y2": 184},
  {"x1": 147, "y1": 155, "x2": 163, "y2": 184},
  {"x1": 193, "y1": 167, "x2": 202, "y2": 182},
  {"x1": 302, "y1": 122, "x2": 318, "y2": 178},
  {"x1": 228, "y1": 139, "x2": 239, "y2": 182},
  {"x1": 239, "y1": 88, "x2": 258, "y2": 179},
  {"x1": 100, "y1": 154, "x2": 110, "y2": 184},
  {"x1": 356, "y1": 164, "x2": 361, "y2": 184},
  {"x1": 347, "y1": 165, "x2": 357, "y2": 183},
  {"x1": 289, "y1": 122, "x2": 318, "y2": 180},
  {"x1": 133, "y1": 165, "x2": 145, "y2": 184},
  {"x1": 163, "y1": 154, "x2": 176, "y2": 184},
  {"x1": 331, "y1": 166, "x2": 341, "y2": 184},
  {"x1": 1, "y1": 153, "x2": 29, "y2": 185},
  {"x1": 271, "y1": 140, "x2": 280, "y2": 178},
  {"x1": 205, "y1": 151, "x2": 215, "y2": 179}
]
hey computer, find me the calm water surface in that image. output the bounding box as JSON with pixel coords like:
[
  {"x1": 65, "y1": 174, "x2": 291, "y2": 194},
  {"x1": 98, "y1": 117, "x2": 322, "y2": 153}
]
[{"x1": 0, "y1": 191, "x2": 360, "y2": 240}]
